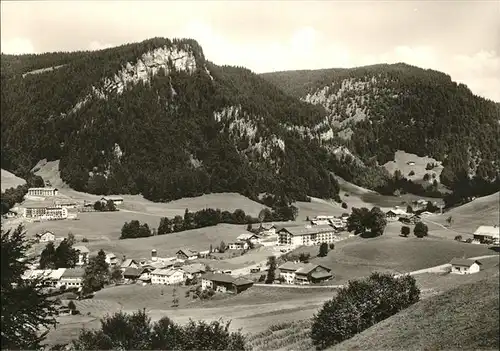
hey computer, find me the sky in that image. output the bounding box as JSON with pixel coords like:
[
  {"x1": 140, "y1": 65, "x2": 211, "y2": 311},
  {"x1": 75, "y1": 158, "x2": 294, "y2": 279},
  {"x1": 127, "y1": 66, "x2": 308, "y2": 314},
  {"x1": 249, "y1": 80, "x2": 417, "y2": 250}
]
[{"x1": 1, "y1": 1, "x2": 499, "y2": 102}]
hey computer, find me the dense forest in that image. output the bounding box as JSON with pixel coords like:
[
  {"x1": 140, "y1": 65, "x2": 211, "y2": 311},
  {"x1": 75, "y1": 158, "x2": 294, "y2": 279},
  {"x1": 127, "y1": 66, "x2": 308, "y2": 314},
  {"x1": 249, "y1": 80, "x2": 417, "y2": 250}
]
[
  {"x1": 262, "y1": 64, "x2": 500, "y2": 203},
  {"x1": 2, "y1": 38, "x2": 498, "y2": 206}
]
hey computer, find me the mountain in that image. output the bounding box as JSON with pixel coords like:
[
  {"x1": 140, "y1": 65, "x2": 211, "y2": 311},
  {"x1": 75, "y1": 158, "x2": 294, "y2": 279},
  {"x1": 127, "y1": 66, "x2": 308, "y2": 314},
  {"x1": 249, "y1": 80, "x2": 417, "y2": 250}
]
[
  {"x1": 1, "y1": 38, "x2": 341, "y2": 203},
  {"x1": 261, "y1": 64, "x2": 500, "y2": 202}
]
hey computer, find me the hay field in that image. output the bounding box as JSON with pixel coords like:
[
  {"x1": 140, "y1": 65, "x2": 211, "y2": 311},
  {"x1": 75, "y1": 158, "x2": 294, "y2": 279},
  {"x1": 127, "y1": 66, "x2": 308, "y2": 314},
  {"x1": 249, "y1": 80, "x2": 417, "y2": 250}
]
[
  {"x1": 384, "y1": 150, "x2": 444, "y2": 184},
  {"x1": 1, "y1": 169, "x2": 26, "y2": 191}
]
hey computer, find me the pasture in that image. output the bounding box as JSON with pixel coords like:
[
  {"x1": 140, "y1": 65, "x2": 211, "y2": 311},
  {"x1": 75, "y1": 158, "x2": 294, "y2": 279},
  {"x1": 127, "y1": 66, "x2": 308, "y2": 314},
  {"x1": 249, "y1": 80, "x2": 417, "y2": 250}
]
[
  {"x1": 383, "y1": 150, "x2": 444, "y2": 184},
  {"x1": 1, "y1": 169, "x2": 26, "y2": 191}
]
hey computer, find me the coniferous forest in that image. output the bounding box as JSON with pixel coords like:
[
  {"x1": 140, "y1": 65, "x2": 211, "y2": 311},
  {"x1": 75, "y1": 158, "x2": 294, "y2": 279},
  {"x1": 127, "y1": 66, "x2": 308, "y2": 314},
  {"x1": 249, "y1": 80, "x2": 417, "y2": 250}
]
[{"x1": 2, "y1": 38, "x2": 499, "y2": 207}]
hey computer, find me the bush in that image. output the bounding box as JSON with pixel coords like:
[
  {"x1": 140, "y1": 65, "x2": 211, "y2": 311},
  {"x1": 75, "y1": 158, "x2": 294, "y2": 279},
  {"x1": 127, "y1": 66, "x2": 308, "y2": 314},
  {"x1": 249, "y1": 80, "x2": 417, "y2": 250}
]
[
  {"x1": 408, "y1": 170, "x2": 415, "y2": 176},
  {"x1": 67, "y1": 301, "x2": 76, "y2": 310},
  {"x1": 310, "y1": 273, "x2": 420, "y2": 350},
  {"x1": 318, "y1": 243, "x2": 329, "y2": 257},
  {"x1": 454, "y1": 235, "x2": 463, "y2": 241},
  {"x1": 423, "y1": 173, "x2": 430, "y2": 181},
  {"x1": 328, "y1": 243, "x2": 335, "y2": 250},
  {"x1": 341, "y1": 202, "x2": 348, "y2": 209},
  {"x1": 81, "y1": 237, "x2": 89, "y2": 243},
  {"x1": 400, "y1": 226, "x2": 411, "y2": 237},
  {"x1": 414, "y1": 222, "x2": 429, "y2": 238}
]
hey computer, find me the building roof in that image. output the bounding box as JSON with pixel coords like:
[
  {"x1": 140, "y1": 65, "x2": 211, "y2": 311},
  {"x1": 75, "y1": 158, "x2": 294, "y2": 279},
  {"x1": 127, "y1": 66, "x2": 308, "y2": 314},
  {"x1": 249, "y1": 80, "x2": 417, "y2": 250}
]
[
  {"x1": 260, "y1": 223, "x2": 276, "y2": 230},
  {"x1": 386, "y1": 209, "x2": 407, "y2": 216},
  {"x1": 450, "y1": 258, "x2": 482, "y2": 267},
  {"x1": 233, "y1": 278, "x2": 254, "y2": 286},
  {"x1": 36, "y1": 231, "x2": 55, "y2": 238},
  {"x1": 473, "y1": 226, "x2": 500, "y2": 239},
  {"x1": 73, "y1": 245, "x2": 89, "y2": 253},
  {"x1": 237, "y1": 233, "x2": 259, "y2": 241},
  {"x1": 202, "y1": 273, "x2": 237, "y2": 284},
  {"x1": 151, "y1": 268, "x2": 182, "y2": 277},
  {"x1": 102, "y1": 196, "x2": 124, "y2": 201},
  {"x1": 123, "y1": 267, "x2": 144, "y2": 277},
  {"x1": 295, "y1": 264, "x2": 331, "y2": 275},
  {"x1": 61, "y1": 268, "x2": 85, "y2": 278},
  {"x1": 311, "y1": 271, "x2": 333, "y2": 280},
  {"x1": 120, "y1": 259, "x2": 138, "y2": 268},
  {"x1": 176, "y1": 249, "x2": 199, "y2": 256},
  {"x1": 278, "y1": 262, "x2": 305, "y2": 272},
  {"x1": 278, "y1": 225, "x2": 334, "y2": 237},
  {"x1": 28, "y1": 187, "x2": 57, "y2": 191},
  {"x1": 105, "y1": 252, "x2": 117, "y2": 259},
  {"x1": 181, "y1": 263, "x2": 206, "y2": 274}
]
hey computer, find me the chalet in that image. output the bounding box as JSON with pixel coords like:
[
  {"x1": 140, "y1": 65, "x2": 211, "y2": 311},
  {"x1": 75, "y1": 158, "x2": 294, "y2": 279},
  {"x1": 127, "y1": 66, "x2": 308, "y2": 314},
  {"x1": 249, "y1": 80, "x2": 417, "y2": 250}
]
[
  {"x1": 473, "y1": 225, "x2": 500, "y2": 244},
  {"x1": 105, "y1": 252, "x2": 118, "y2": 266},
  {"x1": 386, "y1": 208, "x2": 408, "y2": 221},
  {"x1": 407, "y1": 161, "x2": 416, "y2": 166},
  {"x1": 399, "y1": 214, "x2": 421, "y2": 225},
  {"x1": 311, "y1": 219, "x2": 331, "y2": 226},
  {"x1": 277, "y1": 225, "x2": 336, "y2": 247},
  {"x1": 450, "y1": 258, "x2": 482, "y2": 275},
  {"x1": 60, "y1": 268, "x2": 85, "y2": 289},
  {"x1": 27, "y1": 187, "x2": 59, "y2": 197},
  {"x1": 278, "y1": 262, "x2": 332, "y2": 285},
  {"x1": 201, "y1": 273, "x2": 253, "y2": 294},
  {"x1": 100, "y1": 196, "x2": 124, "y2": 205},
  {"x1": 236, "y1": 233, "x2": 261, "y2": 244},
  {"x1": 176, "y1": 249, "x2": 199, "y2": 260},
  {"x1": 73, "y1": 246, "x2": 90, "y2": 266},
  {"x1": 120, "y1": 259, "x2": 140, "y2": 271},
  {"x1": 228, "y1": 241, "x2": 249, "y2": 250},
  {"x1": 21, "y1": 268, "x2": 66, "y2": 287},
  {"x1": 181, "y1": 263, "x2": 207, "y2": 279},
  {"x1": 36, "y1": 231, "x2": 56, "y2": 243},
  {"x1": 258, "y1": 223, "x2": 276, "y2": 236},
  {"x1": 151, "y1": 268, "x2": 185, "y2": 285},
  {"x1": 4, "y1": 210, "x2": 17, "y2": 218},
  {"x1": 123, "y1": 267, "x2": 150, "y2": 282}
]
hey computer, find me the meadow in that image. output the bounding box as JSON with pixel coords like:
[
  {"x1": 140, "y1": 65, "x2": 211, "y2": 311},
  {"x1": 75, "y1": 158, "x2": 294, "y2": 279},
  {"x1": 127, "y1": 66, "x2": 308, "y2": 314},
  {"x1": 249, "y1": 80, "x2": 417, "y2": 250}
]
[{"x1": 1, "y1": 169, "x2": 26, "y2": 191}]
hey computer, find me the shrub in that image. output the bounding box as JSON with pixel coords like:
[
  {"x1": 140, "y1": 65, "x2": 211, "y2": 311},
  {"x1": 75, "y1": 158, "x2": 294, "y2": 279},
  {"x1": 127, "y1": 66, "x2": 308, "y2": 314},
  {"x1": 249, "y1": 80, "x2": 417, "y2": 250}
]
[
  {"x1": 408, "y1": 170, "x2": 415, "y2": 176},
  {"x1": 310, "y1": 273, "x2": 420, "y2": 350},
  {"x1": 401, "y1": 226, "x2": 411, "y2": 237},
  {"x1": 341, "y1": 202, "x2": 348, "y2": 209},
  {"x1": 423, "y1": 173, "x2": 430, "y2": 181},
  {"x1": 318, "y1": 243, "x2": 329, "y2": 257},
  {"x1": 328, "y1": 243, "x2": 335, "y2": 250},
  {"x1": 344, "y1": 193, "x2": 350, "y2": 197},
  {"x1": 81, "y1": 237, "x2": 89, "y2": 243},
  {"x1": 454, "y1": 235, "x2": 462, "y2": 241},
  {"x1": 67, "y1": 301, "x2": 76, "y2": 310},
  {"x1": 414, "y1": 222, "x2": 429, "y2": 238}
]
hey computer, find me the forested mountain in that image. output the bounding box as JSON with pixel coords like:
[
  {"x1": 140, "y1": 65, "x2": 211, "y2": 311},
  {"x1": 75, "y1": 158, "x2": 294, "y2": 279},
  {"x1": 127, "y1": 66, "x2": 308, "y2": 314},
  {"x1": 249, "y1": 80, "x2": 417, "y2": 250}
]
[
  {"x1": 261, "y1": 64, "x2": 500, "y2": 203},
  {"x1": 1, "y1": 38, "x2": 341, "y2": 203}
]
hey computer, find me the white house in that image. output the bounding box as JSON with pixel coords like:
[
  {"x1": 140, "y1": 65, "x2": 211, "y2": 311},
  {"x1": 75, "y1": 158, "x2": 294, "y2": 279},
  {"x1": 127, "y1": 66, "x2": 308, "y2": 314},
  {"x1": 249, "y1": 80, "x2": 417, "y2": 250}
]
[
  {"x1": 236, "y1": 233, "x2": 261, "y2": 244},
  {"x1": 450, "y1": 258, "x2": 482, "y2": 275},
  {"x1": 105, "y1": 252, "x2": 118, "y2": 266},
  {"x1": 73, "y1": 246, "x2": 90, "y2": 266},
  {"x1": 60, "y1": 268, "x2": 85, "y2": 289},
  {"x1": 27, "y1": 187, "x2": 58, "y2": 197},
  {"x1": 151, "y1": 268, "x2": 185, "y2": 285},
  {"x1": 100, "y1": 196, "x2": 124, "y2": 206},
  {"x1": 120, "y1": 259, "x2": 140, "y2": 271},
  {"x1": 473, "y1": 225, "x2": 500, "y2": 244},
  {"x1": 181, "y1": 263, "x2": 207, "y2": 279},
  {"x1": 176, "y1": 249, "x2": 199, "y2": 260},
  {"x1": 36, "y1": 231, "x2": 56, "y2": 243},
  {"x1": 228, "y1": 241, "x2": 249, "y2": 250},
  {"x1": 386, "y1": 208, "x2": 408, "y2": 221},
  {"x1": 258, "y1": 223, "x2": 276, "y2": 236},
  {"x1": 278, "y1": 262, "x2": 332, "y2": 285},
  {"x1": 277, "y1": 225, "x2": 337, "y2": 248}
]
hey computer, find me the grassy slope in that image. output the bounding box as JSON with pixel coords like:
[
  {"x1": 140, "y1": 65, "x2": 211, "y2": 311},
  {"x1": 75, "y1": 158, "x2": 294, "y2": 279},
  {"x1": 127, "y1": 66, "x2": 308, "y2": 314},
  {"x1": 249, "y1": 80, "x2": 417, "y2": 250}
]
[
  {"x1": 331, "y1": 273, "x2": 499, "y2": 351},
  {"x1": 1, "y1": 168, "x2": 26, "y2": 191}
]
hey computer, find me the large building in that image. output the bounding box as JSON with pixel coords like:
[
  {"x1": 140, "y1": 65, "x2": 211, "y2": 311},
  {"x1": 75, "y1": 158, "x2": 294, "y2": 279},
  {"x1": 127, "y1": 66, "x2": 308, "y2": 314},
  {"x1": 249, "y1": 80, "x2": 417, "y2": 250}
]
[
  {"x1": 277, "y1": 225, "x2": 337, "y2": 247},
  {"x1": 278, "y1": 262, "x2": 333, "y2": 285},
  {"x1": 473, "y1": 225, "x2": 500, "y2": 244},
  {"x1": 151, "y1": 268, "x2": 185, "y2": 285},
  {"x1": 27, "y1": 187, "x2": 58, "y2": 197},
  {"x1": 23, "y1": 205, "x2": 68, "y2": 220},
  {"x1": 201, "y1": 273, "x2": 253, "y2": 293}
]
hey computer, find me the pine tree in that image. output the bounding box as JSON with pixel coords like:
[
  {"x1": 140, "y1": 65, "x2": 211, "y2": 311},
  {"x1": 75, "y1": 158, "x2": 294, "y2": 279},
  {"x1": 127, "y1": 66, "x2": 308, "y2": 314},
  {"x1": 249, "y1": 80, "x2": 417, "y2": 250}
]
[
  {"x1": 39, "y1": 241, "x2": 57, "y2": 269},
  {"x1": 82, "y1": 249, "x2": 110, "y2": 294},
  {"x1": 55, "y1": 239, "x2": 78, "y2": 268}
]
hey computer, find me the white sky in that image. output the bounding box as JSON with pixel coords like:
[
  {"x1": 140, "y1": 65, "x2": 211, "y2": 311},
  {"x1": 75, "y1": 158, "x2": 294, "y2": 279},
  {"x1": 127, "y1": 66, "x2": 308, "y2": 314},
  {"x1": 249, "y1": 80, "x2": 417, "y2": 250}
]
[{"x1": 1, "y1": 1, "x2": 499, "y2": 101}]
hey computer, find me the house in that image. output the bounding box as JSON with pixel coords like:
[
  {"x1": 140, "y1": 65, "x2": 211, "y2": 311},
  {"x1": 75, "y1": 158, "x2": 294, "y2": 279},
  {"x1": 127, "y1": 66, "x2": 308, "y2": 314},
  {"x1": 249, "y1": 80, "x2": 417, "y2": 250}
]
[
  {"x1": 105, "y1": 252, "x2": 118, "y2": 266},
  {"x1": 181, "y1": 263, "x2": 207, "y2": 279},
  {"x1": 407, "y1": 161, "x2": 416, "y2": 166},
  {"x1": 4, "y1": 210, "x2": 17, "y2": 218},
  {"x1": 236, "y1": 233, "x2": 261, "y2": 244},
  {"x1": 228, "y1": 241, "x2": 249, "y2": 250},
  {"x1": 73, "y1": 246, "x2": 90, "y2": 266},
  {"x1": 329, "y1": 217, "x2": 347, "y2": 230},
  {"x1": 54, "y1": 200, "x2": 78, "y2": 209},
  {"x1": 176, "y1": 249, "x2": 199, "y2": 260},
  {"x1": 450, "y1": 258, "x2": 482, "y2": 275},
  {"x1": 151, "y1": 268, "x2": 185, "y2": 285},
  {"x1": 278, "y1": 262, "x2": 333, "y2": 285},
  {"x1": 120, "y1": 259, "x2": 140, "y2": 271},
  {"x1": 399, "y1": 214, "x2": 421, "y2": 225},
  {"x1": 56, "y1": 305, "x2": 71, "y2": 316},
  {"x1": 27, "y1": 187, "x2": 59, "y2": 197},
  {"x1": 47, "y1": 268, "x2": 67, "y2": 287},
  {"x1": 258, "y1": 223, "x2": 276, "y2": 236},
  {"x1": 123, "y1": 267, "x2": 149, "y2": 282},
  {"x1": 36, "y1": 230, "x2": 56, "y2": 243},
  {"x1": 60, "y1": 268, "x2": 85, "y2": 289},
  {"x1": 201, "y1": 273, "x2": 253, "y2": 294},
  {"x1": 21, "y1": 268, "x2": 66, "y2": 287},
  {"x1": 277, "y1": 225, "x2": 337, "y2": 247},
  {"x1": 42, "y1": 207, "x2": 68, "y2": 220},
  {"x1": 473, "y1": 225, "x2": 500, "y2": 244},
  {"x1": 311, "y1": 219, "x2": 331, "y2": 226},
  {"x1": 386, "y1": 208, "x2": 408, "y2": 221},
  {"x1": 100, "y1": 196, "x2": 124, "y2": 205}
]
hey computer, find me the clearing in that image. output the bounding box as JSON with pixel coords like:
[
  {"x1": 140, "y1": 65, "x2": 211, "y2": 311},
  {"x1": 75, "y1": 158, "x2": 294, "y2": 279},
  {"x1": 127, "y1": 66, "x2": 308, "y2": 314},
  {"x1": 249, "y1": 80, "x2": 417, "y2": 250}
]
[
  {"x1": 384, "y1": 150, "x2": 444, "y2": 186},
  {"x1": 1, "y1": 169, "x2": 26, "y2": 192}
]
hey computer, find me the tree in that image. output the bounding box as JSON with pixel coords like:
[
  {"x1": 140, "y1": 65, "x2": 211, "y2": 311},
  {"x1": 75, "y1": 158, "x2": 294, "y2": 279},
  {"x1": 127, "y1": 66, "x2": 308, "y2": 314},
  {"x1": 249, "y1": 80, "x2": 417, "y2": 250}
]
[
  {"x1": 39, "y1": 241, "x2": 57, "y2": 269},
  {"x1": 406, "y1": 205, "x2": 413, "y2": 213},
  {"x1": 401, "y1": 226, "x2": 411, "y2": 237},
  {"x1": 158, "y1": 217, "x2": 172, "y2": 235},
  {"x1": 454, "y1": 235, "x2": 462, "y2": 241},
  {"x1": 67, "y1": 232, "x2": 76, "y2": 246},
  {"x1": 1, "y1": 225, "x2": 58, "y2": 349},
  {"x1": 183, "y1": 209, "x2": 194, "y2": 230},
  {"x1": 265, "y1": 256, "x2": 277, "y2": 284},
  {"x1": 318, "y1": 243, "x2": 329, "y2": 257},
  {"x1": 423, "y1": 173, "x2": 430, "y2": 181},
  {"x1": 172, "y1": 287, "x2": 179, "y2": 308},
  {"x1": 310, "y1": 272, "x2": 420, "y2": 350},
  {"x1": 93, "y1": 201, "x2": 103, "y2": 211},
  {"x1": 329, "y1": 243, "x2": 335, "y2": 250},
  {"x1": 110, "y1": 267, "x2": 123, "y2": 283},
  {"x1": 218, "y1": 241, "x2": 226, "y2": 253},
  {"x1": 341, "y1": 202, "x2": 348, "y2": 209},
  {"x1": 446, "y1": 216, "x2": 453, "y2": 226},
  {"x1": 82, "y1": 249, "x2": 110, "y2": 294},
  {"x1": 68, "y1": 301, "x2": 76, "y2": 311},
  {"x1": 367, "y1": 207, "x2": 387, "y2": 236},
  {"x1": 346, "y1": 207, "x2": 371, "y2": 235},
  {"x1": 414, "y1": 222, "x2": 429, "y2": 238},
  {"x1": 55, "y1": 239, "x2": 78, "y2": 268},
  {"x1": 258, "y1": 208, "x2": 267, "y2": 223},
  {"x1": 246, "y1": 223, "x2": 253, "y2": 232},
  {"x1": 408, "y1": 170, "x2": 415, "y2": 176},
  {"x1": 172, "y1": 215, "x2": 184, "y2": 232},
  {"x1": 105, "y1": 200, "x2": 117, "y2": 212}
]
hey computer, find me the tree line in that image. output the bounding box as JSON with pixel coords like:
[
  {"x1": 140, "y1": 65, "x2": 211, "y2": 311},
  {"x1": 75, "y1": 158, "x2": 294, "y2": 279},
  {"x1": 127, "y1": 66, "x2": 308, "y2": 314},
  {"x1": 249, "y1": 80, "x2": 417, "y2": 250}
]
[{"x1": 1, "y1": 173, "x2": 45, "y2": 215}]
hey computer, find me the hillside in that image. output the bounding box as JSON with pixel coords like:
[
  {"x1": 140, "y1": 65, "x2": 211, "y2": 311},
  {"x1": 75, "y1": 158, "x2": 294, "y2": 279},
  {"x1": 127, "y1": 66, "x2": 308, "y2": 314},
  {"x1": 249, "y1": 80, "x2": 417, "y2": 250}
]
[
  {"x1": 330, "y1": 273, "x2": 499, "y2": 351},
  {"x1": 261, "y1": 64, "x2": 500, "y2": 201},
  {"x1": 1, "y1": 169, "x2": 26, "y2": 192},
  {"x1": 1, "y1": 38, "x2": 340, "y2": 204}
]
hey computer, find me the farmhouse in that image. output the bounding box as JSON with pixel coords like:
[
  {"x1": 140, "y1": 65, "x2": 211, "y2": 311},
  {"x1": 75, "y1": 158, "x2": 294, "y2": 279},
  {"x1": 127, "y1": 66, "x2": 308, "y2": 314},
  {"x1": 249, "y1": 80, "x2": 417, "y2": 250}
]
[
  {"x1": 4, "y1": 210, "x2": 17, "y2": 219},
  {"x1": 228, "y1": 241, "x2": 249, "y2": 250},
  {"x1": 450, "y1": 258, "x2": 482, "y2": 275},
  {"x1": 54, "y1": 200, "x2": 78, "y2": 208},
  {"x1": 36, "y1": 230, "x2": 55, "y2": 243},
  {"x1": 201, "y1": 273, "x2": 253, "y2": 294},
  {"x1": 73, "y1": 246, "x2": 90, "y2": 266},
  {"x1": 473, "y1": 225, "x2": 500, "y2": 244},
  {"x1": 236, "y1": 233, "x2": 261, "y2": 244},
  {"x1": 258, "y1": 223, "x2": 276, "y2": 236},
  {"x1": 60, "y1": 268, "x2": 85, "y2": 289},
  {"x1": 27, "y1": 187, "x2": 58, "y2": 197},
  {"x1": 105, "y1": 252, "x2": 118, "y2": 266},
  {"x1": 120, "y1": 259, "x2": 140, "y2": 270},
  {"x1": 123, "y1": 267, "x2": 150, "y2": 282},
  {"x1": 277, "y1": 225, "x2": 336, "y2": 247},
  {"x1": 176, "y1": 249, "x2": 199, "y2": 260},
  {"x1": 100, "y1": 196, "x2": 124, "y2": 205},
  {"x1": 151, "y1": 268, "x2": 185, "y2": 285},
  {"x1": 399, "y1": 214, "x2": 421, "y2": 225},
  {"x1": 278, "y1": 262, "x2": 333, "y2": 285},
  {"x1": 181, "y1": 263, "x2": 207, "y2": 279},
  {"x1": 386, "y1": 208, "x2": 408, "y2": 221}
]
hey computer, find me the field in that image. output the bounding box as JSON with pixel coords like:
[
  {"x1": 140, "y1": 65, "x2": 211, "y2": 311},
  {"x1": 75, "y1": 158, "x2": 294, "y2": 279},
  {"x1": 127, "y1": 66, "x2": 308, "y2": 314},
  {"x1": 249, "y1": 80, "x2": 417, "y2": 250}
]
[
  {"x1": 1, "y1": 168, "x2": 26, "y2": 191},
  {"x1": 383, "y1": 150, "x2": 444, "y2": 185}
]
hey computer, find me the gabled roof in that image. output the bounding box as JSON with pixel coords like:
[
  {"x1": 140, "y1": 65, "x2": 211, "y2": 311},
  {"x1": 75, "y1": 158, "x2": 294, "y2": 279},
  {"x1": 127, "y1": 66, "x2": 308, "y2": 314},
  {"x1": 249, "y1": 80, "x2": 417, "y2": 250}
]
[
  {"x1": 102, "y1": 196, "x2": 124, "y2": 201},
  {"x1": 176, "y1": 248, "x2": 199, "y2": 256},
  {"x1": 202, "y1": 273, "x2": 237, "y2": 284},
  {"x1": 278, "y1": 262, "x2": 305, "y2": 272},
  {"x1": 450, "y1": 258, "x2": 482, "y2": 267},
  {"x1": 311, "y1": 271, "x2": 333, "y2": 280},
  {"x1": 73, "y1": 245, "x2": 89, "y2": 253},
  {"x1": 105, "y1": 252, "x2": 117, "y2": 259},
  {"x1": 151, "y1": 268, "x2": 183, "y2": 277},
  {"x1": 61, "y1": 268, "x2": 85, "y2": 278},
  {"x1": 278, "y1": 225, "x2": 334, "y2": 237},
  {"x1": 295, "y1": 264, "x2": 331, "y2": 275},
  {"x1": 123, "y1": 267, "x2": 144, "y2": 277},
  {"x1": 36, "y1": 231, "x2": 55, "y2": 238},
  {"x1": 259, "y1": 223, "x2": 276, "y2": 230},
  {"x1": 233, "y1": 278, "x2": 254, "y2": 286},
  {"x1": 473, "y1": 226, "x2": 500, "y2": 238},
  {"x1": 386, "y1": 209, "x2": 407, "y2": 216},
  {"x1": 181, "y1": 263, "x2": 206, "y2": 274},
  {"x1": 120, "y1": 259, "x2": 138, "y2": 268},
  {"x1": 237, "y1": 233, "x2": 259, "y2": 241}
]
